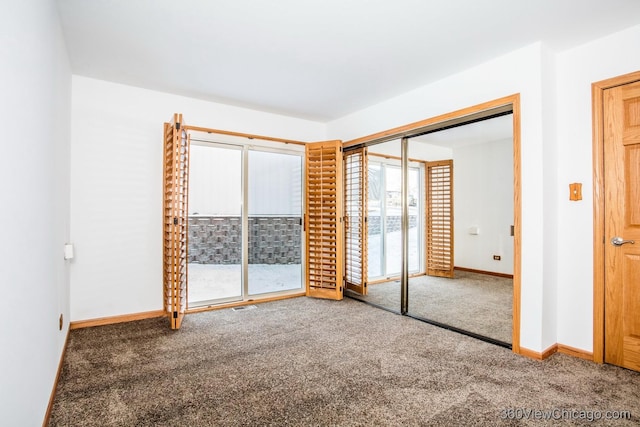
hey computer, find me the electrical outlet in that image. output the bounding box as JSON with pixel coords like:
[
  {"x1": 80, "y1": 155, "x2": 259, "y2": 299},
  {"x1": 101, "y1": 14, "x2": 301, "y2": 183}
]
[
  {"x1": 493, "y1": 255, "x2": 501, "y2": 261},
  {"x1": 59, "y1": 313, "x2": 63, "y2": 331}
]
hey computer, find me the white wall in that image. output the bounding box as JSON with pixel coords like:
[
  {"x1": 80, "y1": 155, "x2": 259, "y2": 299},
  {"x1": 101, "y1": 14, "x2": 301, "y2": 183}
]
[
  {"x1": 541, "y1": 44, "x2": 559, "y2": 350},
  {"x1": 0, "y1": 1, "x2": 71, "y2": 424},
  {"x1": 328, "y1": 43, "x2": 549, "y2": 352},
  {"x1": 555, "y1": 24, "x2": 640, "y2": 351},
  {"x1": 70, "y1": 77, "x2": 325, "y2": 321},
  {"x1": 454, "y1": 139, "x2": 514, "y2": 274}
]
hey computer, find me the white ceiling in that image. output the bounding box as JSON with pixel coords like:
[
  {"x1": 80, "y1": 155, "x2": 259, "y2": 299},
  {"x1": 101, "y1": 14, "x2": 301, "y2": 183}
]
[
  {"x1": 412, "y1": 114, "x2": 513, "y2": 149},
  {"x1": 56, "y1": 0, "x2": 640, "y2": 121}
]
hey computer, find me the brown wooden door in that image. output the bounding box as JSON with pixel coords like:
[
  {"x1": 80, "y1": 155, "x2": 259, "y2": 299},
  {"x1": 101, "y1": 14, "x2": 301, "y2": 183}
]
[
  {"x1": 305, "y1": 140, "x2": 344, "y2": 300},
  {"x1": 344, "y1": 148, "x2": 368, "y2": 295},
  {"x1": 163, "y1": 113, "x2": 190, "y2": 329},
  {"x1": 604, "y1": 80, "x2": 640, "y2": 371},
  {"x1": 425, "y1": 160, "x2": 454, "y2": 278}
]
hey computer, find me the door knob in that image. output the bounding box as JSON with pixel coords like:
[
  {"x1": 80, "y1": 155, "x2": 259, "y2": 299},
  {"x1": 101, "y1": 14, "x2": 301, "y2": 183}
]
[{"x1": 611, "y1": 236, "x2": 635, "y2": 246}]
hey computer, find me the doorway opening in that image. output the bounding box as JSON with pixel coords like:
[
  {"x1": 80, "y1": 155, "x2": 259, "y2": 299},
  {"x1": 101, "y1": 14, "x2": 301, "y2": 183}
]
[
  {"x1": 592, "y1": 70, "x2": 640, "y2": 371},
  {"x1": 342, "y1": 95, "x2": 521, "y2": 352},
  {"x1": 187, "y1": 135, "x2": 305, "y2": 308}
]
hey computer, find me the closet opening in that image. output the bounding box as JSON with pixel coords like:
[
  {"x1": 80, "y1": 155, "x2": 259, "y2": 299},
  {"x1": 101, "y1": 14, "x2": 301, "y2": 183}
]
[{"x1": 342, "y1": 95, "x2": 521, "y2": 351}]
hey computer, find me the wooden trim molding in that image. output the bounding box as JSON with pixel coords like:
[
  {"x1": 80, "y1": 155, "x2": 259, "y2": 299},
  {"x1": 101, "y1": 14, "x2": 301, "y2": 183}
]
[
  {"x1": 187, "y1": 292, "x2": 306, "y2": 314},
  {"x1": 520, "y1": 343, "x2": 594, "y2": 362},
  {"x1": 454, "y1": 266, "x2": 514, "y2": 279},
  {"x1": 592, "y1": 70, "x2": 640, "y2": 364},
  {"x1": 69, "y1": 310, "x2": 166, "y2": 330},
  {"x1": 511, "y1": 95, "x2": 522, "y2": 355},
  {"x1": 519, "y1": 344, "x2": 558, "y2": 361},
  {"x1": 184, "y1": 124, "x2": 307, "y2": 146},
  {"x1": 557, "y1": 344, "x2": 594, "y2": 361},
  {"x1": 42, "y1": 329, "x2": 69, "y2": 427},
  {"x1": 344, "y1": 95, "x2": 516, "y2": 147}
]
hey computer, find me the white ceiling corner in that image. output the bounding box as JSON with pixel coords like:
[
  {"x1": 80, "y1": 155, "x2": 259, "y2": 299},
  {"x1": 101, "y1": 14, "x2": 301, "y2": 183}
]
[{"x1": 56, "y1": 0, "x2": 640, "y2": 122}]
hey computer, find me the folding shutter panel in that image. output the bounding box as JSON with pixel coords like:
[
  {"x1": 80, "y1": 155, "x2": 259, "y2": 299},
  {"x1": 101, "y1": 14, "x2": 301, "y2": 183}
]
[
  {"x1": 305, "y1": 140, "x2": 344, "y2": 300},
  {"x1": 426, "y1": 160, "x2": 454, "y2": 278},
  {"x1": 344, "y1": 148, "x2": 368, "y2": 295},
  {"x1": 163, "y1": 113, "x2": 190, "y2": 329}
]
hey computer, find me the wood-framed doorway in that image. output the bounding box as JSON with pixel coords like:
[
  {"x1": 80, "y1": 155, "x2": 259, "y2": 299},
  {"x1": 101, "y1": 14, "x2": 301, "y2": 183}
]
[
  {"x1": 344, "y1": 94, "x2": 522, "y2": 354},
  {"x1": 592, "y1": 70, "x2": 640, "y2": 364}
]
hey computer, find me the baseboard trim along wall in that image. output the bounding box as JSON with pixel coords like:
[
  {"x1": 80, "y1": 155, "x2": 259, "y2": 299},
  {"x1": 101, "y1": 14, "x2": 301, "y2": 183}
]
[
  {"x1": 557, "y1": 344, "x2": 594, "y2": 361},
  {"x1": 70, "y1": 310, "x2": 166, "y2": 329},
  {"x1": 43, "y1": 329, "x2": 69, "y2": 427},
  {"x1": 69, "y1": 293, "x2": 308, "y2": 329},
  {"x1": 520, "y1": 344, "x2": 594, "y2": 361},
  {"x1": 454, "y1": 266, "x2": 514, "y2": 279}
]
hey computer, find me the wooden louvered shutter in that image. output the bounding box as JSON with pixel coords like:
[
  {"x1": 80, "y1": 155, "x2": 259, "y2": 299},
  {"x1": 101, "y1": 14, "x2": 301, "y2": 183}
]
[
  {"x1": 344, "y1": 148, "x2": 368, "y2": 295},
  {"x1": 163, "y1": 113, "x2": 190, "y2": 329},
  {"x1": 426, "y1": 160, "x2": 454, "y2": 278},
  {"x1": 305, "y1": 140, "x2": 344, "y2": 300}
]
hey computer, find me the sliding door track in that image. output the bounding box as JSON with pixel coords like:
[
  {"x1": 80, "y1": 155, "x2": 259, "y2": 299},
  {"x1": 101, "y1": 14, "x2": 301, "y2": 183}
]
[{"x1": 345, "y1": 293, "x2": 512, "y2": 350}]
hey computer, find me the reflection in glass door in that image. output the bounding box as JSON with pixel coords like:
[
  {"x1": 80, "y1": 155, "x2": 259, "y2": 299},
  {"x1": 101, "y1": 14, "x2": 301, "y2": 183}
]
[
  {"x1": 187, "y1": 144, "x2": 243, "y2": 305},
  {"x1": 247, "y1": 150, "x2": 303, "y2": 296},
  {"x1": 367, "y1": 162, "x2": 383, "y2": 278},
  {"x1": 384, "y1": 165, "x2": 402, "y2": 276},
  {"x1": 368, "y1": 160, "x2": 422, "y2": 281}
]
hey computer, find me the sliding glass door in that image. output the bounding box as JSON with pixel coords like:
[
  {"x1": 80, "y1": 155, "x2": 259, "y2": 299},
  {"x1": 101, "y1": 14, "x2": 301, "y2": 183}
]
[
  {"x1": 188, "y1": 144, "x2": 243, "y2": 305},
  {"x1": 247, "y1": 150, "x2": 303, "y2": 296},
  {"x1": 367, "y1": 158, "x2": 422, "y2": 282},
  {"x1": 188, "y1": 142, "x2": 303, "y2": 307}
]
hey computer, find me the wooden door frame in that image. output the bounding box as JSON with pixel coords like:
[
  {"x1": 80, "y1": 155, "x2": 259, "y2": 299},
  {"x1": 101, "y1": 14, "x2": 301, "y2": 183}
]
[
  {"x1": 344, "y1": 94, "x2": 522, "y2": 353},
  {"x1": 592, "y1": 70, "x2": 640, "y2": 363}
]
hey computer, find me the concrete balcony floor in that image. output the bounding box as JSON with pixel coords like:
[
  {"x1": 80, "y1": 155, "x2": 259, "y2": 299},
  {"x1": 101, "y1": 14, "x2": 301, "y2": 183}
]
[{"x1": 187, "y1": 263, "x2": 302, "y2": 305}]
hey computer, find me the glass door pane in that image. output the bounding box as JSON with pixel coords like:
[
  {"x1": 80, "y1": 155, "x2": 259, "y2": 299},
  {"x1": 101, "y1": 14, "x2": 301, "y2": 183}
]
[
  {"x1": 408, "y1": 167, "x2": 421, "y2": 272},
  {"x1": 385, "y1": 165, "x2": 402, "y2": 276},
  {"x1": 187, "y1": 144, "x2": 242, "y2": 306},
  {"x1": 367, "y1": 162, "x2": 383, "y2": 279},
  {"x1": 247, "y1": 150, "x2": 303, "y2": 295}
]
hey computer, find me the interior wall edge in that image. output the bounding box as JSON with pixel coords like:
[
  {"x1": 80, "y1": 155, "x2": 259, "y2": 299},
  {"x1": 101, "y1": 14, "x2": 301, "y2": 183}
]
[{"x1": 42, "y1": 328, "x2": 70, "y2": 427}]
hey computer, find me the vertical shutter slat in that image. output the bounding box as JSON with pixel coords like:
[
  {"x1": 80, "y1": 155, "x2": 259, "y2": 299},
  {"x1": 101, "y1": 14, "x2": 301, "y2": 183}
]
[
  {"x1": 344, "y1": 148, "x2": 368, "y2": 295},
  {"x1": 305, "y1": 140, "x2": 344, "y2": 300},
  {"x1": 426, "y1": 160, "x2": 454, "y2": 278},
  {"x1": 163, "y1": 113, "x2": 189, "y2": 329}
]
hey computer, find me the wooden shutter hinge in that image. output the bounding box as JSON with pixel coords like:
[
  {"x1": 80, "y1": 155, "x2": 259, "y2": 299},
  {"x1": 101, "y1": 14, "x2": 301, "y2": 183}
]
[
  {"x1": 175, "y1": 122, "x2": 181, "y2": 130},
  {"x1": 173, "y1": 311, "x2": 178, "y2": 318}
]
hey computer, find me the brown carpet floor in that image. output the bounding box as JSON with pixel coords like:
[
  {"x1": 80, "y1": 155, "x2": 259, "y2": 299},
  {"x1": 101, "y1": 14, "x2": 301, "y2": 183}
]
[
  {"x1": 50, "y1": 297, "x2": 639, "y2": 426},
  {"x1": 352, "y1": 270, "x2": 512, "y2": 343}
]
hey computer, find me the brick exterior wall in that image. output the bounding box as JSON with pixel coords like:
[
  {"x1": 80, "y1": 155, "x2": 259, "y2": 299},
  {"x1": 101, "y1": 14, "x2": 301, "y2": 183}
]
[
  {"x1": 188, "y1": 216, "x2": 301, "y2": 265},
  {"x1": 188, "y1": 215, "x2": 415, "y2": 265}
]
